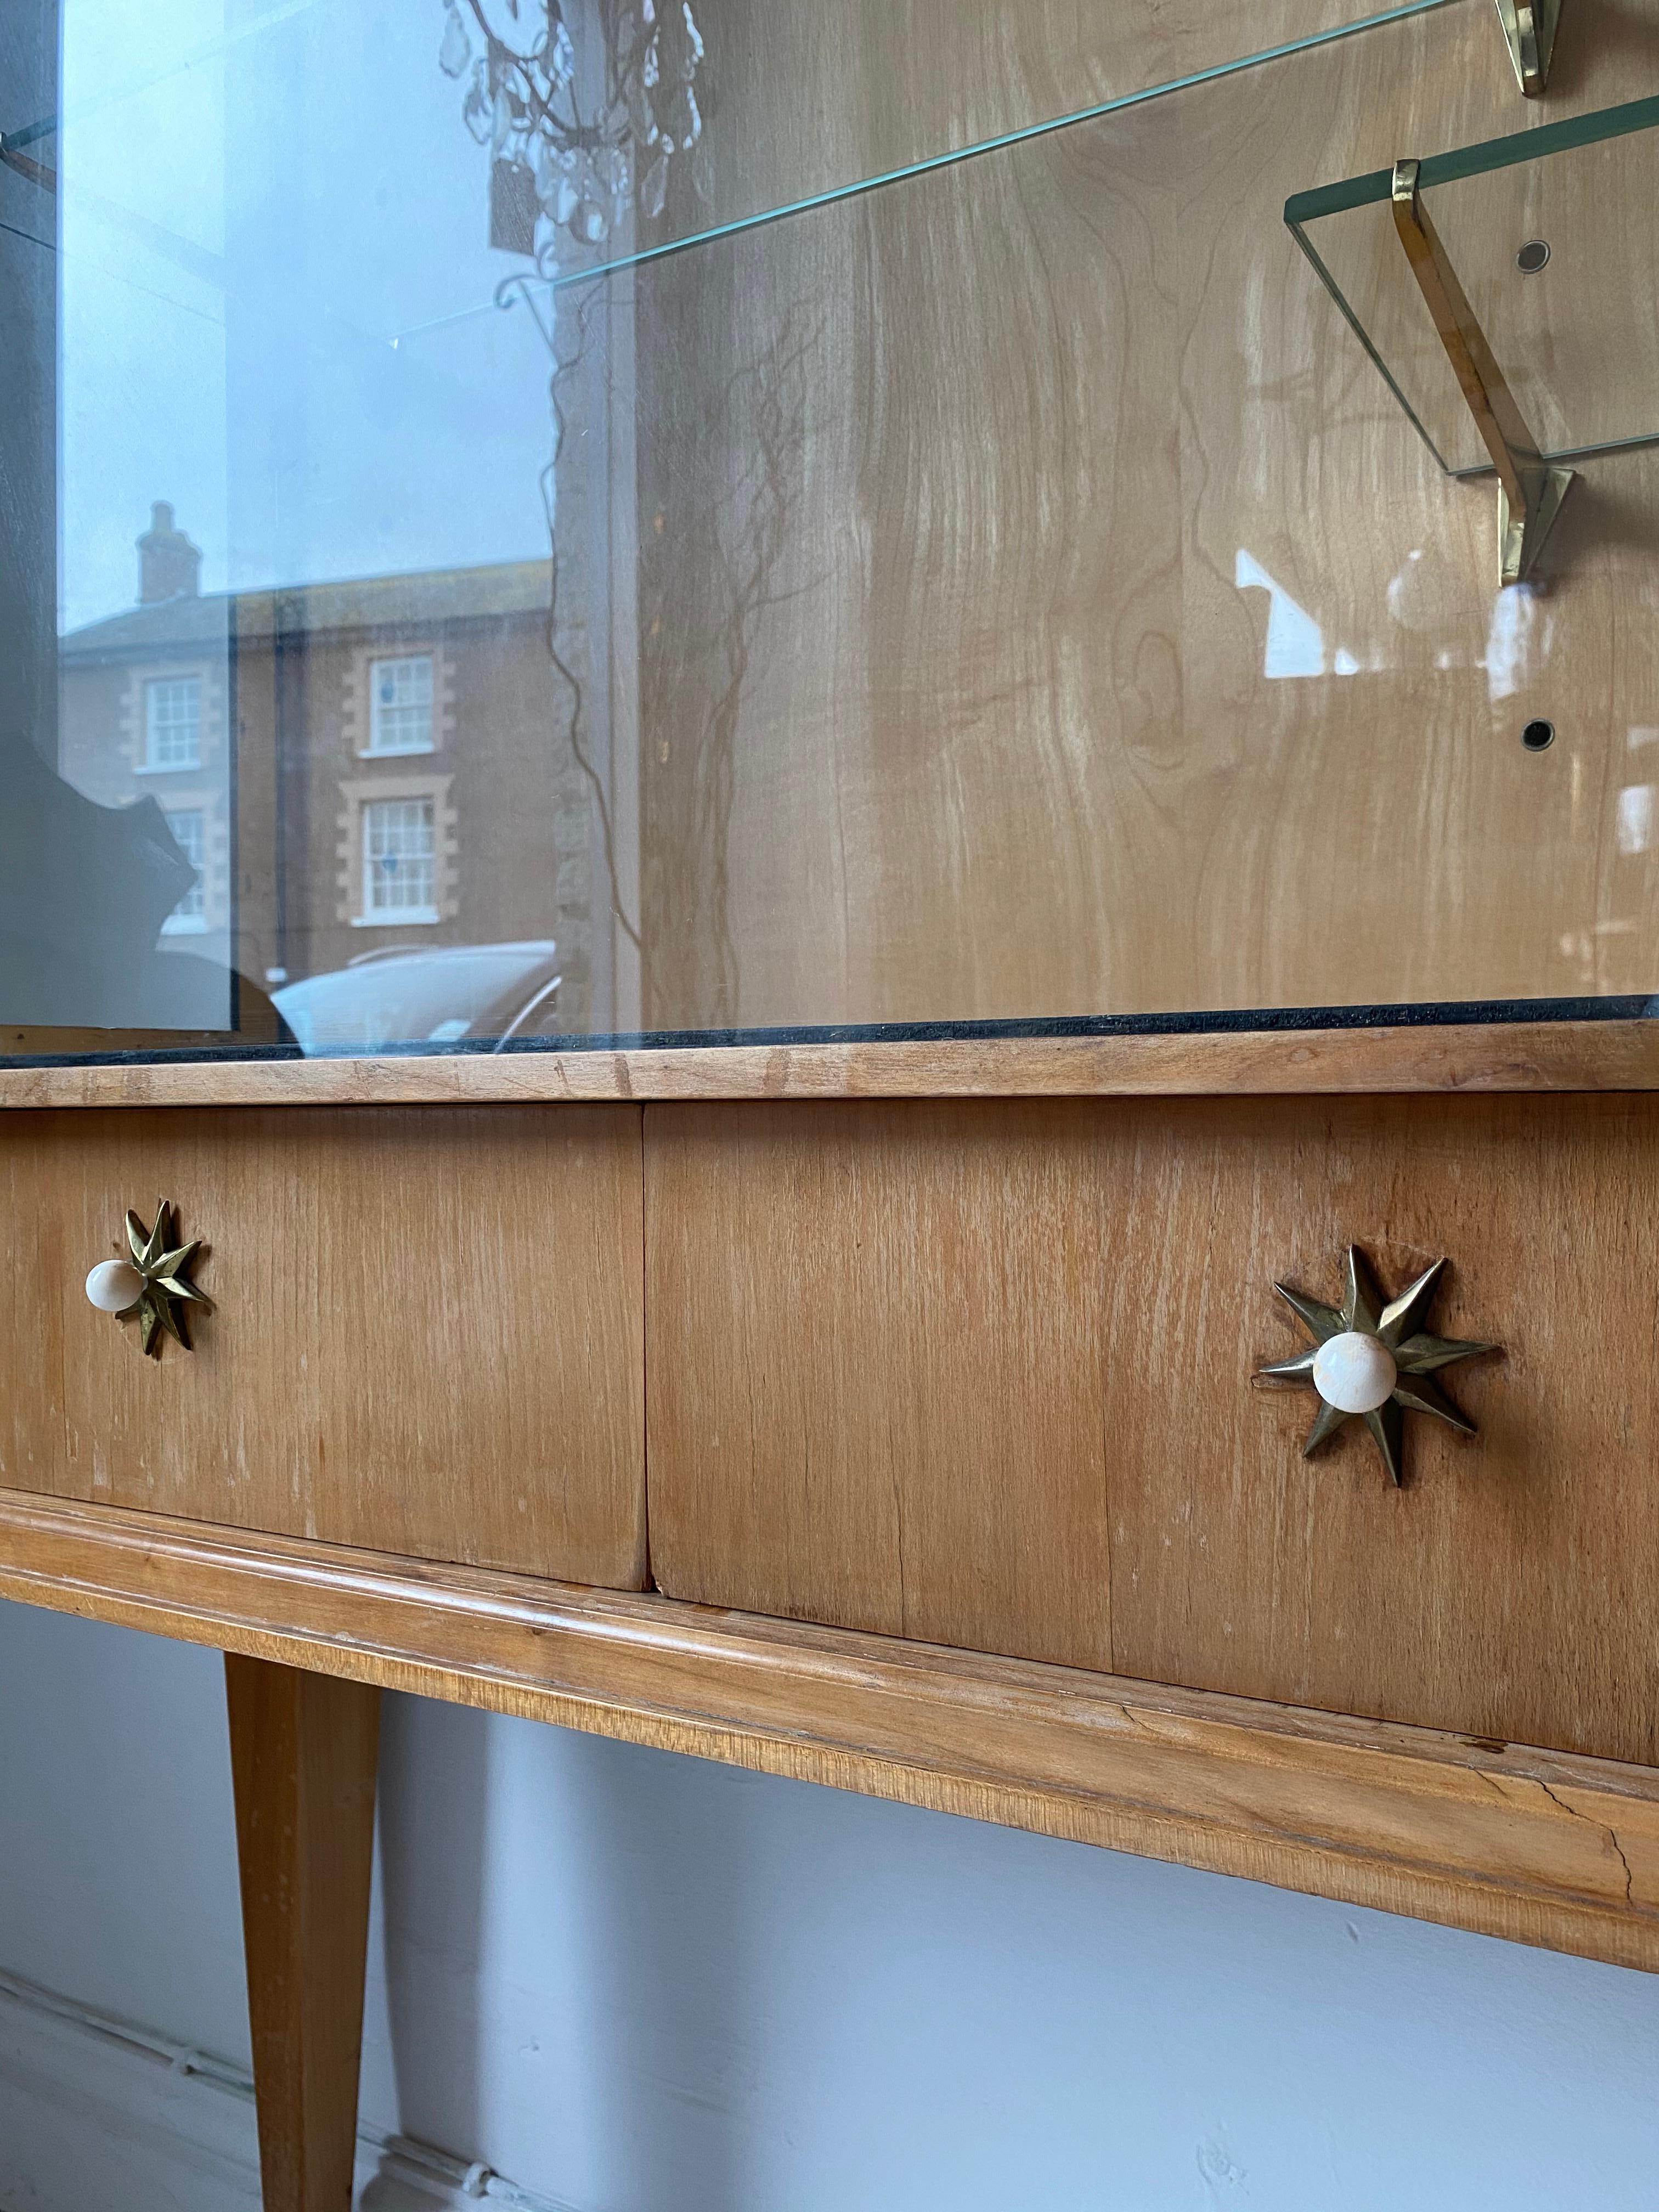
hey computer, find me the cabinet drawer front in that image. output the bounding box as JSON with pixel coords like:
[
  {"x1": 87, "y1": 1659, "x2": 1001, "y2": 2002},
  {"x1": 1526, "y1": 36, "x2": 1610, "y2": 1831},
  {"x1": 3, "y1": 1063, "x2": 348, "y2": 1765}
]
[
  {"x1": 2, "y1": 1107, "x2": 646, "y2": 1589},
  {"x1": 645, "y1": 1097, "x2": 1659, "y2": 1765}
]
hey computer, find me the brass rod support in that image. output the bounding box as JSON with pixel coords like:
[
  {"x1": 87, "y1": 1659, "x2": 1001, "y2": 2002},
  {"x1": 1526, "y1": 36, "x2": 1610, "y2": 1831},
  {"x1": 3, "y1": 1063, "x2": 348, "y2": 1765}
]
[
  {"x1": 1493, "y1": 0, "x2": 1560, "y2": 98},
  {"x1": 0, "y1": 134, "x2": 56, "y2": 194},
  {"x1": 1390, "y1": 161, "x2": 1531, "y2": 507},
  {"x1": 1390, "y1": 158, "x2": 1574, "y2": 584}
]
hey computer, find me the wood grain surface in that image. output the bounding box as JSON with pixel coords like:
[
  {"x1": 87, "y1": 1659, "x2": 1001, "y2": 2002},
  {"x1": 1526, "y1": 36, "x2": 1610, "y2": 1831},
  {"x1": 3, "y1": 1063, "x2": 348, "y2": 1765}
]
[
  {"x1": 645, "y1": 1100, "x2": 1113, "y2": 1666},
  {"x1": 2, "y1": 1487, "x2": 1655, "y2": 1975},
  {"x1": 5, "y1": 1016, "x2": 1659, "y2": 1109},
  {"x1": 1111, "y1": 1090, "x2": 1659, "y2": 1768},
  {"x1": 630, "y1": 0, "x2": 1659, "y2": 1032},
  {"x1": 227, "y1": 1655, "x2": 380, "y2": 2212},
  {"x1": 645, "y1": 0, "x2": 1427, "y2": 251},
  {"x1": 0, "y1": 1107, "x2": 647, "y2": 1588},
  {"x1": 644, "y1": 1094, "x2": 1659, "y2": 1767}
]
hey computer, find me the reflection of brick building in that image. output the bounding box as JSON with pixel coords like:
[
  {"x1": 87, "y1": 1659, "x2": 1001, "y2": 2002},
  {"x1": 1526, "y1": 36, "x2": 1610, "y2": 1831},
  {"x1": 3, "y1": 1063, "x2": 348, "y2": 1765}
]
[
  {"x1": 58, "y1": 509, "x2": 601, "y2": 1029},
  {"x1": 58, "y1": 510, "x2": 235, "y2": 1002}
]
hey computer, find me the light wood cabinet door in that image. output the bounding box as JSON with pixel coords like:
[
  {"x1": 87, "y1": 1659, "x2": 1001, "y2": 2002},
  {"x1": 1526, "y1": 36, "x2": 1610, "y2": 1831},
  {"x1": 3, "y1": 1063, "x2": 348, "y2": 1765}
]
[
  {"x1": 0, "y1": 1106, "x2": 647, "y2": 1588},
  {"x1": 644, "y1": 1097, "x2": 1659, "y2": 1766}
]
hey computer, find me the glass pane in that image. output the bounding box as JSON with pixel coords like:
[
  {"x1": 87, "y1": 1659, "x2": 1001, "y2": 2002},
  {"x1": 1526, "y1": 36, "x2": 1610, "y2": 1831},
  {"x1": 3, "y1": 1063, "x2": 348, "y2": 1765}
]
[
  {"x1": 1288, "y1": 94, "x2": 1659, "y2": 475},
  {"x1": 4, "y1": 1, "x2": 1659, "y2": 1061}
]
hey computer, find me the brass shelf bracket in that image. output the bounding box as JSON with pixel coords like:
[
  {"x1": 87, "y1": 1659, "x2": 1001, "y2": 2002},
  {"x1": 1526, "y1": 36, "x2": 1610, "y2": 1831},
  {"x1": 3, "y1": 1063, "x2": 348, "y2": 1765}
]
[
  {"x1": 1391, "y1": 158, "x2": 1575, "y2": 585},
  {"x1": 1493, "y1": 0, "x2": 1560, "y2": 98},
  {"x1": 0, "y1": 115, "x2": 58, "y2": 195}
]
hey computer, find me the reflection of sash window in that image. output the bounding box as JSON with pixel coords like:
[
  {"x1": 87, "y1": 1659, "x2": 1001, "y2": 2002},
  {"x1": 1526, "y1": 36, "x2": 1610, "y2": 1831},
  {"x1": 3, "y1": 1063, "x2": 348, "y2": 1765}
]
[
  {"x1": 144, "y1": 676, "x2": 202, "y2": 770},
  {"x1": 162, "y1": 808, "x2": 206, "y2": 928},
  {"x1": 364, "y1": 799, "x2": 438, "y2": 921},
  {"x1": 367, "y1": 656, "x2": 436, "y2": 755}
]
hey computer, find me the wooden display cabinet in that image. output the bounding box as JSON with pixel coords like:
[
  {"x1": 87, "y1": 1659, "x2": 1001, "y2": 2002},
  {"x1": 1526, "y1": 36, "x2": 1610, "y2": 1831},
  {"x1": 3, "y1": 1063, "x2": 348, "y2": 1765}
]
[{"x1": 5, "y1": 1, "x2": 1659, "y2": 2205}]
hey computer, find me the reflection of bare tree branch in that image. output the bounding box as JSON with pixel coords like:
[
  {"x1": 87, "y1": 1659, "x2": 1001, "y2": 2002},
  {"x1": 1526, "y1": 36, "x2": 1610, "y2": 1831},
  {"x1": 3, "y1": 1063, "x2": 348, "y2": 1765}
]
[
  {"x1": 503, "y1": 272, "x2": 643, "y2": 955},
  {"x1": 460, "y1": 0, "x2": 690, "y2": 176},
  {"x1": 681, "y1": 307, "x2": 816, "y2": 1025},
  {"x1": 463, "y1": 0, "x2": 596, "y2": 140},
  {"x1": 510, "y1": 264, "x2": 815, "y2": 1022}
]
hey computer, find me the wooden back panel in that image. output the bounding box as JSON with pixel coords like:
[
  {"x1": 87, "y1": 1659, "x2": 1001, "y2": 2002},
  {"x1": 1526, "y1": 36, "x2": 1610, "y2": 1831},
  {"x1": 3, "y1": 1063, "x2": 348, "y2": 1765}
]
[
  {"x1": 632, "y1": 0, "x2": 1659, "y2": 1028},
  {"x1": 644, "y1": 0, "x2": 1414, "y2": 246}
]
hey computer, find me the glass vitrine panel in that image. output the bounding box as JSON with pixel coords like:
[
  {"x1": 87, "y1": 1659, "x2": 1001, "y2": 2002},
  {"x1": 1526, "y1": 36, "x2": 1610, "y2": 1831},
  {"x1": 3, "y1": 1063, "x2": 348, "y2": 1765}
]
[{"x1": 3, "y1": 0, "x2": 1659, "y2": 1060}]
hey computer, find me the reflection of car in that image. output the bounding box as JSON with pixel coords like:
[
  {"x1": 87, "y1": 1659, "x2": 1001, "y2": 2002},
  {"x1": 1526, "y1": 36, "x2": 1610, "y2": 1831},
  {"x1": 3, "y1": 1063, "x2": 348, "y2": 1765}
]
[{"x1": 272, "y1": 942, "x2": 562, "y2": 1054}]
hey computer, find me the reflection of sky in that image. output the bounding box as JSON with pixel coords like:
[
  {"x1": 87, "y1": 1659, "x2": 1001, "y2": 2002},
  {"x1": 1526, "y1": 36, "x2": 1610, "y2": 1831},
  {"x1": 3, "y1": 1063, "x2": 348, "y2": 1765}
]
[
  {"x1": 60, "y1": 0, "x2": 555, "y2": 630},
  {"x1": 1234, "y1": 551, "x2": 1358, "y2": 681}
]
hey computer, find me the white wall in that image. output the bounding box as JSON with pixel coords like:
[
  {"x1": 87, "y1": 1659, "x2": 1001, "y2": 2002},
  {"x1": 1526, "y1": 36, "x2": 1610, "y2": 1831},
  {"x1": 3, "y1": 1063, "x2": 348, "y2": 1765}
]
[{"x1": 2, "y1": 1593, "x2": 1658, "y2": 2212}]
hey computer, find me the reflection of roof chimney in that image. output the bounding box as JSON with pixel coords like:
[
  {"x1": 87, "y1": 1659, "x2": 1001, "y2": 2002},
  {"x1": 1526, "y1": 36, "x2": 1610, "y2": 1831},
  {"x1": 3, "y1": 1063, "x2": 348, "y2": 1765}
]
[{"x1": 137, "y1": 501, "x2": 201, "y2": 605}]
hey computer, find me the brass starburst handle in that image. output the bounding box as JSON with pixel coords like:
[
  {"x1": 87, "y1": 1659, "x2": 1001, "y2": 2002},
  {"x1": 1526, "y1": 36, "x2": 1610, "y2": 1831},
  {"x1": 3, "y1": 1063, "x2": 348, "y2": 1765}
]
[
  {"x1": 85, "y1": 1201, "x2": 209, "y2": 1357},
  {"x1": 1257, "y1": 1246, "x2": 1497, "y2": 1486}
]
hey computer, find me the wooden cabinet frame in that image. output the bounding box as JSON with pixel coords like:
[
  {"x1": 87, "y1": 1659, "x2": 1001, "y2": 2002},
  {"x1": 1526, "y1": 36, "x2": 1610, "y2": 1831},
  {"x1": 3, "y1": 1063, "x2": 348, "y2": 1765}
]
[
  {"x1": 5, "y1": 1017, "x2": 1659, "y2": 1104},
  {"x1": 3, "y1": 1021, "x2": 1657, "y2": 2204},
  {"x1": 12, "y1": 0, "x2": 1659, "y2": 2197}
]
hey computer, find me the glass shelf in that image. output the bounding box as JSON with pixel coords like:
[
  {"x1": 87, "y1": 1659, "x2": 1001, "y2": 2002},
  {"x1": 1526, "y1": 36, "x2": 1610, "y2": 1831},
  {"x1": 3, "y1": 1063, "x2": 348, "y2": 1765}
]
[{"x1": 1286, "y1": 94, "x2": 1659, "y2": 477}]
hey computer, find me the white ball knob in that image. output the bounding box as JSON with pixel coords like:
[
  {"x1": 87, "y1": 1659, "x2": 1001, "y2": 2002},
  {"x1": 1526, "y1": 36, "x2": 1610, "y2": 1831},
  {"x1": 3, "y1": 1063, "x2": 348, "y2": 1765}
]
[
  {"x1": 86, "y1": 1259, "x2": 144, "y2": 1314},
  {"x1": 1312, "y1": 1330, "x2": 1398, "y2": 1415}
]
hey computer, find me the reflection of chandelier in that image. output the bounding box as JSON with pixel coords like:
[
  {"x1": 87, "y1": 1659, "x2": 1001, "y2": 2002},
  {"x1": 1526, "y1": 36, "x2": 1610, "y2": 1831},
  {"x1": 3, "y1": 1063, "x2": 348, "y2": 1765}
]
[{"x1": 440, "y1": 0, "x2": 705, "y2": 268}]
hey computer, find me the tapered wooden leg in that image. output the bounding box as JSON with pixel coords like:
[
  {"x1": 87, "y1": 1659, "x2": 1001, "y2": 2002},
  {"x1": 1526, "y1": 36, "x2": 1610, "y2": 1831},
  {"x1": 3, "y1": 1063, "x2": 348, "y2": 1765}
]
[{"x1": 226, "y1": 1654, "x2": 381, "y2": 2212}]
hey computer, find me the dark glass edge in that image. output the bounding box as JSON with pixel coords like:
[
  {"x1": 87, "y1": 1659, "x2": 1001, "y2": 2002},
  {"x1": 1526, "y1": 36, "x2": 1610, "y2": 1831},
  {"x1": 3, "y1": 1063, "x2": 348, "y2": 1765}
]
[
  {"x1": 1446, "y1": 428, "x2": 1659, "y2": 480},
  {"x1": 6, "y1": 994, "x2": 1658, "y2": 1071},
  {"x1": 1283, "y1": 89, "x2": 1659, "y2": 229}
]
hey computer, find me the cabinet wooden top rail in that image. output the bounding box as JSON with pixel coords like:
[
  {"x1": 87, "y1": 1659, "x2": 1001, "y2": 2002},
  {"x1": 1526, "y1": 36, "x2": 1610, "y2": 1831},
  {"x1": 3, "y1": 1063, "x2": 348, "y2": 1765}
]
[{"x1": 1, "y1": 1018, "x2": 1658, "y2": 1108}]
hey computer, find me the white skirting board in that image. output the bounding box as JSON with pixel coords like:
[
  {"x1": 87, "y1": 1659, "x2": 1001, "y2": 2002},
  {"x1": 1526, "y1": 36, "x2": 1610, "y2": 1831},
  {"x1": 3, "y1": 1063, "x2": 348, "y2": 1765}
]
[{"x1": 0, "y1": 1968, "x2": 570, "y2": 2212}]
